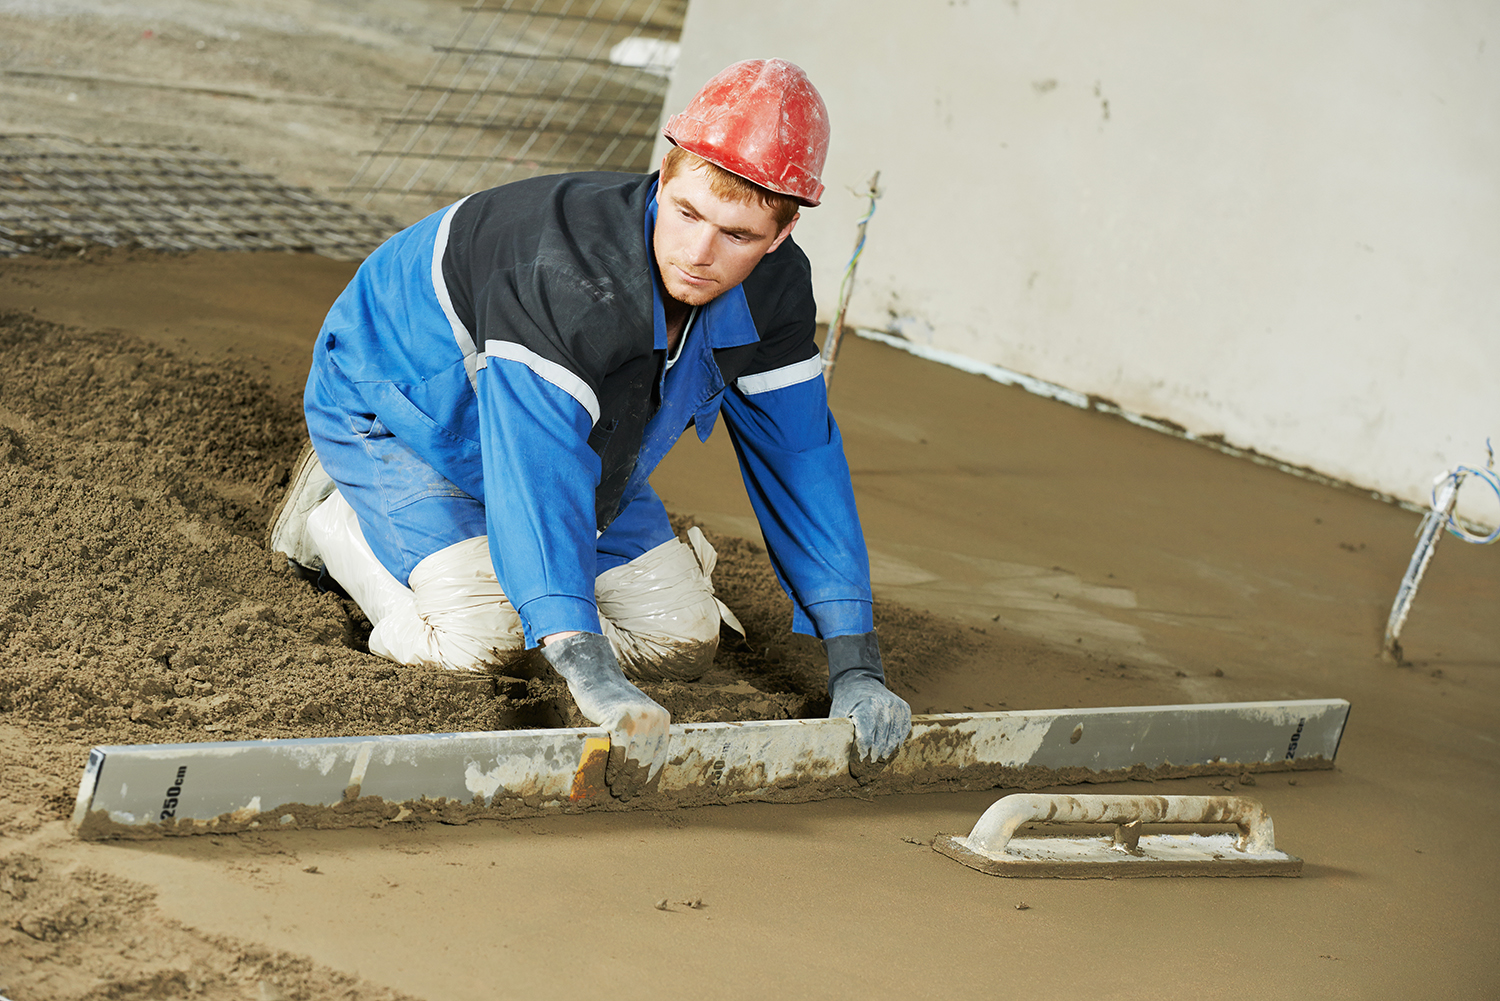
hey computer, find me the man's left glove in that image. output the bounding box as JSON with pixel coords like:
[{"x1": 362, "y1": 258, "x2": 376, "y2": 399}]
[
  {"x1": 825, "y1": 631, "x2": 912, "y2": 764},
  {"x1": 539, "y1": 632, "x2": 670, "y2": 801}
]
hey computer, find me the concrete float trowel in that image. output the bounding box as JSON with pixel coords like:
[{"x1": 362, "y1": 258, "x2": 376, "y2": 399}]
[
  {"x1": 933, "y1": 792, "x2": 1302, "y2": 878},
  {"x1": 70, "y1": 699, "x2": 1348, "y2": 840}
]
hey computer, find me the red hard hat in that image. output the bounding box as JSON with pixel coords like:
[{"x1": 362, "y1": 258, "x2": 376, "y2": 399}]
[{"x1": 663, "y1": 58, "x2": 830, "y2": 207}]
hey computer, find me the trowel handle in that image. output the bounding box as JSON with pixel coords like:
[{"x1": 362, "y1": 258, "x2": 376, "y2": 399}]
[{"x1": 964, "y1": 793, "x2": 1277, "y2": 855}]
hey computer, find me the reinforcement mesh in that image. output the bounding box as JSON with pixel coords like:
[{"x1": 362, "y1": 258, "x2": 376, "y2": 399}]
[
  {"x1": 0, "y1": 134, "x2": 402, "y2": 260},
  {"x1": 343, "y1": 0, "x2": 688, "y2": 219}
]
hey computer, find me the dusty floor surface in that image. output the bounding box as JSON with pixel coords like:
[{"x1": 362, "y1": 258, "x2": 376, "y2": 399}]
[
  {"x1": 2, "y1": 3, "x2": 1499, "y2": 999},
  {"x1": 2, "y1": 249, "x2": 1497, "y2": 1001}
]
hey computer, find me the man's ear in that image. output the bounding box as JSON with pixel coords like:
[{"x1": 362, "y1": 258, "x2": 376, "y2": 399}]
[{"x1": 767, "y1": 212, "x2": 800, "y2": 253}]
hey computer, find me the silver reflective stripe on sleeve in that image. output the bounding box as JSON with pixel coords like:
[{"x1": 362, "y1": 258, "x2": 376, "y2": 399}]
[
  {"x1": 430, "y1": 194, "x2": 479, "y2": 392},
  {"x1": 483, "y1": 340, "x2": 602, "y2": 425},
  {"x1": 734, "y1": 355, "x2": 823, "y2": 395}
]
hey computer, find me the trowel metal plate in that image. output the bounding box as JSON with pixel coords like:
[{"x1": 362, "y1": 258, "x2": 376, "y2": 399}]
[
  {"x1": 933, "y1": 832, "x2": 1304, "y2": 878},
  {"x1": 71, "y1": 699, "x2": 1348, "y2": 838}
]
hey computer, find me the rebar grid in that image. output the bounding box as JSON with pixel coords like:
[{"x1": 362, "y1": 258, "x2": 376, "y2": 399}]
[
  {"x1": 344, "y1": 0, "x2": 687, "y2": 219},
  {"x1": 0, "y1": 134, "x2": 402, "y2": 260}
]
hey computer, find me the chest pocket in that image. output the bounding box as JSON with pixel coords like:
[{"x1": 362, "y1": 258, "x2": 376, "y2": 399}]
[{"x1": 686, "y1": 345, "x2": 728, "y2": 442}]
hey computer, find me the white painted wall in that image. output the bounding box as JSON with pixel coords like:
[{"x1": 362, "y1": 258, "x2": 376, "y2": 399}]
[{"x1": 658, "y1": 1, "x2": 1500, "y2": 523}]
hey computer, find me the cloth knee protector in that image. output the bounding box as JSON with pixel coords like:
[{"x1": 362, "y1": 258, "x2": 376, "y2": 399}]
[
  {"x1": 596, "y1": 527, "x2": 742, "y2": 683},
  {"x1": 306, "y1": 490, "x2": 415, "y2": 628},
  {"x1": 306, "y1": 493, "x2": 524, "y2": 672},
  {"x1": 404, "y1": 536, "x2": 526, "y2": 672}
]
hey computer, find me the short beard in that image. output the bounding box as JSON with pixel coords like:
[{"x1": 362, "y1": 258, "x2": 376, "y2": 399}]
[{"x1": 661, "y1": 271, "x2": 719, "y2": 307}]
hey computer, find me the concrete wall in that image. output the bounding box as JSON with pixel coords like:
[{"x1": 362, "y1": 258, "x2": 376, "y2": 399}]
[{"x1": 658, "y1": 1, "x2": 1500, "y2": 523}]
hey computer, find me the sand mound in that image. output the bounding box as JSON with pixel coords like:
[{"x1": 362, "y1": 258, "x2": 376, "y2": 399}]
[{"x1": 0, "y1": 309, "x2": 974, "y2": 750}]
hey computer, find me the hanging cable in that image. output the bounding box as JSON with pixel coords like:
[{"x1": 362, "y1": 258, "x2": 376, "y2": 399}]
[
  {"x1": 1384, "y1": 439, "x2": 1498, "y2": 659},
  {"x1": 1433, "y1": 438, "x2": 1500, "y2": 544},
  {"x1": 820, "y1": 171, "x2": 881, "y2": 386},
  {"x1": 834, "y1": 184, "x2": 878, "y2": 315}
]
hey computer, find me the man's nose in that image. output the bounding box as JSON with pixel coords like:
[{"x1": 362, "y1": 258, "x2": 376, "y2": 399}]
[{"x1": 686, "y1": 224, "x2": 715, "y2": 263}]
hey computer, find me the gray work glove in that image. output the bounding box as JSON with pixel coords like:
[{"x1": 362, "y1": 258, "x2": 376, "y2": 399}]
[
  {"x1": 825, "y1": 630, "x2": 912, "y2": 766},
  {"x1": 539, "y1": 632, "x2": 671, "y2": 800}
]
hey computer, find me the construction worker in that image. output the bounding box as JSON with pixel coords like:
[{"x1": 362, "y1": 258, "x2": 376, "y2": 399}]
[{"x1": 270, "y1": 59, "x2": 910, "y2": 798}]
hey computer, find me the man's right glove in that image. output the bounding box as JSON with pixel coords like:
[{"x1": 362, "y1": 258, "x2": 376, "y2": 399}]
[
  {"x1": 825, "y1": 630, "x2": 913, "y2": 766},
  {"x1": 539, "y1": 632, "x2": 670, "y2": 800}
]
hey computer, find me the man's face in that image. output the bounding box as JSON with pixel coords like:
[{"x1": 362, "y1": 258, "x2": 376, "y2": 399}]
[{"x1": 653, "y1": 160, "x2": 798, "y2": 307}]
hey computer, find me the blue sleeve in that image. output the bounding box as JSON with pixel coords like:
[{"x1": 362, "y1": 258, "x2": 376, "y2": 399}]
[
  {"x1": 720, "y1": 374, "x2": 874, "y2": 638},
  {"x1": 475, "y1": 358, "x2": 603, "y2": 646}
]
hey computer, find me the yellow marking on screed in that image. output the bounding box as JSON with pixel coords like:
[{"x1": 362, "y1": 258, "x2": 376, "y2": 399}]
[{"x1": 570, "y1": 736, "x2": 611, "y2": 802}]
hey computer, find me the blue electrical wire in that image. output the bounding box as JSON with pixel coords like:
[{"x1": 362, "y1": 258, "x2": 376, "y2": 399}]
[
  {"x1": 1434, "y1": 438, "x2": 1500, "y2": 544},
  {"x1": 834, "y1": 189, "x2": 878, "y2": 314}
]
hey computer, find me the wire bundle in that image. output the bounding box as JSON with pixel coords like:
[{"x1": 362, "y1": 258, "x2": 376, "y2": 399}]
[
  {"x1": 834, "y1": 187, "x2": 878, "y2": 318},
  {"x1": 1434, "y1": 439, "x2": 1500, "y2": 544}
]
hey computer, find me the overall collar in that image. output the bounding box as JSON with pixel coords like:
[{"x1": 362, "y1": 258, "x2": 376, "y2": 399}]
[{"x1": 645, "y1": 179, "x2": 762, "y2": 353}]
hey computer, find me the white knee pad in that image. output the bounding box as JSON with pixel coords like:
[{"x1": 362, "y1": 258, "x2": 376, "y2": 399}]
[
  {"x1": 404, "y1": 536, "x2": 526, "y2": 671},
  {"x1": 596, "y1": 527, "x2": 743, "y2": 683},
  {"x1": 306, "y1": 490, "x2": 414, "y2": 627},
  {"x1": 305, "y1": 493, "x2": 523, "y2": 672}
]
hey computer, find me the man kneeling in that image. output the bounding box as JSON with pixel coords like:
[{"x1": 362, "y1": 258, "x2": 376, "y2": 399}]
[{"x1": 270, "y1": 59, "x2": 912, "y2": 798}]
